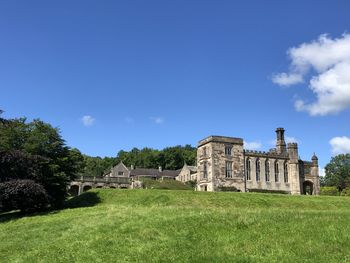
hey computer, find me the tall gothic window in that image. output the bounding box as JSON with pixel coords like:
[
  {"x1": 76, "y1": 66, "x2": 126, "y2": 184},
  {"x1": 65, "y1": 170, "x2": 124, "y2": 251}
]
[
  {"x1": 256, "y1": 159, "x2": 260, "y2": 182},
  {"x1": 275, "y1": 160, "x2": 279, "y2": 182},
  {"x1": 246, "y1": 158, "x2": 251, "y2": 180},
  {"x1": 225, "y1": 161, "x2": 233, "y2": 178},
  {"x1": 202, "y1": 147, "x2": 207, "y2": 157},
  {"x1": 265, "y1": 159, "x2": 270, "y2": 182},
  {"x1": 284, "y1": 162, "x2": 288, "y2": 183},
  {"x1": 203, "y1": 162, "x2": 208, "y2": 179},
  {"x1": 225, "y1": 146, "x2": 232, "y2": 156}
]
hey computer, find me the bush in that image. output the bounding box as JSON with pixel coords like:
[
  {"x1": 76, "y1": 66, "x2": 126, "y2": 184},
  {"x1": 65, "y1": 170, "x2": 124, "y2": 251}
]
[
  {"x1": 248, "y1": 189, "x2": 289, "y2": 194},
  {"x1": 341, "y1": 188, "x2": 350, "y2": 196},
  {"x1": 320, "y1": 186, "x2": 340, "y2": 196},
  {"x1": 141, "y1": 178, "x2": 193, "y2": 190},
  {"x1": 0, "y1": 180, "x2": 49, "y2": 213},
  {"x1": 217, "y1": 186, "x2": 240, "y2": 192}
]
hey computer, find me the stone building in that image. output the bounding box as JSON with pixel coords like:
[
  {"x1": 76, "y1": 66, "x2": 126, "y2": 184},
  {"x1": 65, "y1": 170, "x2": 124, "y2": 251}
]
[
  {"x1": 178, "y1": 128, "x2": 320, "y2": 195},
  {"x1": 69, "y1": 162, "x2": 180, "y2": 195}
]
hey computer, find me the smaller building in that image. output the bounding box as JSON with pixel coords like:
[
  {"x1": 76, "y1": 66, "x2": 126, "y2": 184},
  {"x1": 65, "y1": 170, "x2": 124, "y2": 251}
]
[
  {"x1": 68, "y1": 162, "x2": 180, "y2": 195},
  {"x1": 176, "y1": 163, "x2": 197, "y2": 183}
]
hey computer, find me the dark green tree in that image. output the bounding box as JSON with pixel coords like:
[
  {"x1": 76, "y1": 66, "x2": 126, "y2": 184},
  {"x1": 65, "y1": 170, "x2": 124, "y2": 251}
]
[{"x1": 324, "y1": 154, "x2": 350, "y2": 191}]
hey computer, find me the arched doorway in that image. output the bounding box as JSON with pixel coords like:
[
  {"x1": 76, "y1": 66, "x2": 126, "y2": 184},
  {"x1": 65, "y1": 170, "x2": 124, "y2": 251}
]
[
  {"x1": 69, "y1": 185, "x2": 79, "y2": 196},
  {"x1": 83, "y1": 185, "x2": 92, "y2": 192},
  {"x1": 303, "y1": 181, "x2": 314, "y2": 195}
]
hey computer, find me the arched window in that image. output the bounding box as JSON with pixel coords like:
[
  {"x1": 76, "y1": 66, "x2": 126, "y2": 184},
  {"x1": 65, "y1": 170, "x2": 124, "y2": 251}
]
[
  {"x1": 274, "y1": 160, "x2": 279, "y2": 182},
  {"x1": 265, "y1": 159, "x2": 270, "y2": 182},
  {"x1": 246, "y1": 158, "x2": 251, "y2": 180},
  {"x1": 284, "y1": 162, "x2": 288, "y2": 183},
  {"x1": 256, "y1": 159, "x2": 260, "y2": 182}
]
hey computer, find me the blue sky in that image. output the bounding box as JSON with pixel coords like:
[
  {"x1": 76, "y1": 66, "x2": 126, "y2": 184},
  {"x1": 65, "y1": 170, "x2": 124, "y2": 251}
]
[{"x1": 1, "y1": 1, "x2": 350, "y2": 172}]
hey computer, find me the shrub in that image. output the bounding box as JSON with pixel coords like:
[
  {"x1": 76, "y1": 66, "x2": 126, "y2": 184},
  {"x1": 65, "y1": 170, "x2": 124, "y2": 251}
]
[
  {"x1": 341, "y1": 188, "x2": 350, "y2": 196},
  {"x1": 141, "y1": 178, "x2": 193, "y2": 190},
  {"x1": 217, "y1": 186, "x2": 240, "y2": 192},
  {"x1": 320, "y1": 186, "x2": 340, "y2": 196},
  {"x1": 0, "y1": 179, "x2": 49, "y2": 213},
  {"x1": 248, "y1": 189, "x2": 289, "y2": 194}
]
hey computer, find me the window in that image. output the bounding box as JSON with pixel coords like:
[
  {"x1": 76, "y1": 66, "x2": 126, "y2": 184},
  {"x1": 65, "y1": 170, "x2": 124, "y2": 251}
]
[
  {"x1": 246, "y1": 158, "x2": 251, "y2": 180},
  {"x1": 118, "y1": 171, "x2": 124, "y2": 176},
  {"x1": 225, "y1": 161, "x2": 233, "y2": 178},
  {"x1": 265, "y1": 159, "x2": 270, "y2": 182},
  {"x1": 256, "y1": 159, "x2": 260, "y2": 181},
  {"x1": 202, "y1": 147, "x2": 207, "y2": 156},
  {"x1": 275, "y1": 161, "x2": 279, "y2": 182},
  {"x1": 284, "y1": 162, "x2": 288, "y2": 183},
  {"x1": 225, "y1": 146, "x2": 232, "y2": 156},
  {"x1": 203, "y1": 162, "x2": 208, "y2": 179}
]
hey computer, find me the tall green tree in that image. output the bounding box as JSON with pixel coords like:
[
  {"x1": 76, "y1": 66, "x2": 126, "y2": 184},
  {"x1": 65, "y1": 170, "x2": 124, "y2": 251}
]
[
  {"x1": 0, "y1": 116, "x2": 83, "y2": 208},
  {"x1": 324, "y1": 154, "x2": 350, "y2": 191}
]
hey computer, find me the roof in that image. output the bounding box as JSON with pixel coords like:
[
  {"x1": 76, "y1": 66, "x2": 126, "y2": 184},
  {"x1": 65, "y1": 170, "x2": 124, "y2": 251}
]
[
  {"x1": 130, "y1": 168, "x2": 180, "y2": 178},
  {"x1": 198, "y1": 135, "x2": 243, "y2": 147}
]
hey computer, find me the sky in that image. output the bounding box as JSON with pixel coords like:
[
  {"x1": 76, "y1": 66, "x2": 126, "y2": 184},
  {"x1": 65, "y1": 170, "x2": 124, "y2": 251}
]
[{"x1": 1, "y1": 0, "x2": 350, "y2": 172}]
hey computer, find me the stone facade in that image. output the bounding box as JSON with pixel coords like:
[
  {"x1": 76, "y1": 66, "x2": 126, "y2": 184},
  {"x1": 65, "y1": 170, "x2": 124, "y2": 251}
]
[{"x1": 179, "y1": 128, "x2": 320, "y2": 195}]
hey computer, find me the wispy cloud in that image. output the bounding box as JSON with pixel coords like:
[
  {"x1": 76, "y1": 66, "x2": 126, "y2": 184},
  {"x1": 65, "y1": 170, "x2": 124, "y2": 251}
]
[
  {"x1": 244, "y1": 141, "x2": 262, "y2": 150},
  {"x1": 285, "y1": 136, "x2": 299, "y2": 144},
  {"x1": 81, "y1": 115, "x2": 95, "y2": 127},
  {"x1": 272, "y1": 33, "x2": 350, "y2": 116},
  {"x1": 329, "y1": 136, "x2": 350, "y2": 155},
  {"x1": 150, "y1": 117, "x2": 164, "y2": 124}
]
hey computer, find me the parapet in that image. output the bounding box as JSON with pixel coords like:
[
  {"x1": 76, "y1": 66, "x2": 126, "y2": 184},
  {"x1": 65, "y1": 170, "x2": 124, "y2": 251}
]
[{"x1": 198, "y1": 135, "x2": 243, "y2": 147}]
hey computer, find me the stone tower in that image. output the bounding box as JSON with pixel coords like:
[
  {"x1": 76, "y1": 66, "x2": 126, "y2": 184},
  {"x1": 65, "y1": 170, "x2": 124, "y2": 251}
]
[
  {"x1": 196, "y1": 136, "x2": 245, "y2": 192},
  {"x1": 276, "y1": 128, "x2": 287, "y2": 154},
  {"x1": 311, "y1": 153, "x2": 320, "y2": 195},
  {"x1": 287, "y1": 142, "x2": 301, "y2": 195}
]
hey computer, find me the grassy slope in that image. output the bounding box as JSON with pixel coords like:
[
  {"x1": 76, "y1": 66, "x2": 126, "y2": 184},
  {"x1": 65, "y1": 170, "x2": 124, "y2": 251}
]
[{"x1": 1, "y1": 190, "x2": 350, "y2": 263}]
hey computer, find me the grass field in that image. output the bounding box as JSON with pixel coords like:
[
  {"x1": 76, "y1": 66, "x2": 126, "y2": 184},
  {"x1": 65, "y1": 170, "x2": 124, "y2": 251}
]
[{"x1": 1, "y1": 189, "x2": 350, "y2": 263}]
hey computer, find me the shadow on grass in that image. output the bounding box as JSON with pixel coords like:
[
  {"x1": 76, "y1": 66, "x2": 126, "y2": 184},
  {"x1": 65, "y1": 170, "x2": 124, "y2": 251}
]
[
  {"x1": 0, "y1": 192, "x2": 101, "y2": 223},
  {"x1": 64, "y1": 191, "x2": 101, "y2": 209}
]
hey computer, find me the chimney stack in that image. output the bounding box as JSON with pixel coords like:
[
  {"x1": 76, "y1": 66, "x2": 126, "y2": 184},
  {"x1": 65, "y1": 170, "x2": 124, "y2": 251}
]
[{"x1": 276, "y1": 127, "x2": 287, "y2": 154}]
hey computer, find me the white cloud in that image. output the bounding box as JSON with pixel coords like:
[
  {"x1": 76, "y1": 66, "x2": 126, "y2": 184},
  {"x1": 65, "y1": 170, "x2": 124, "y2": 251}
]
[
  {"x1": 319, "y1": 168, "x2": 325, "y2": 177},
  {"x1": 329, "y1": 136, "x2": 350, "y2": 155},
  {"x1": 273, "y1": 33, "x2": 350, "y2": 116},
  {"x1": 81, "y1": 115, "x2": 95, "y2": 126},
  {"x1": 272, "y1": 73, "x2": 303, "y2": 86},
  {"x1": 285, "y1": 136, "x2": 299, "y2": 144},
  {"x1": 150, "y1": 117, "x2": 164, "y2": 124},
  {"x1": 244, "y1": 141, "x2": 262, "y2": 150}
]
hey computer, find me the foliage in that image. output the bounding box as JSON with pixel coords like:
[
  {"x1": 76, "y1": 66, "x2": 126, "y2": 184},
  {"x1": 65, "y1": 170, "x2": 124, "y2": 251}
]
[
  {"x1": 320, "y1": 186, "x2": 340, "y2": 196},
  {"x1": 0, "y1": 179, "x2": 49, "y2": 212},
  {"x1": 341, "y1": 188, "x2": 350, "y2": 196},
  {"x1": 141, "y1": 178, "x2": 193, "y2": 190},
  {"x1": 81, "y1": 145, "x2": 197, "y2": 177},
  {"x1": 185, "y1": 180, "x2": 197, "y2": 190},
  {"x1": 217, "y1": 186, "x2": 240, "y2": 192},
  {"x1": 324, "y1": 154, "x2": 350, "y2": 191},
  {"x1": 248, "y1": 188, "x2": 289, "y2": 194},
  {"x1": 2, "y1": 189, "x2": 350, "y2": 262},
  {"x1": 0, "y1": 116, "x2": 83, "y2": 208}
]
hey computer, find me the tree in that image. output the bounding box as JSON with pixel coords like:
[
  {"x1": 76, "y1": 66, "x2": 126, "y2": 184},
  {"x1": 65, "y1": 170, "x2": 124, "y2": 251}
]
[
  {"x1": 0, "y1": 116, "x2": 82, "y2": 208},
  {"x1": 0, "y1": 179, "x2": 49, "y2": 213},
  {"x1": 324, "y1": 154, "x2": 350, "y2": 191}
]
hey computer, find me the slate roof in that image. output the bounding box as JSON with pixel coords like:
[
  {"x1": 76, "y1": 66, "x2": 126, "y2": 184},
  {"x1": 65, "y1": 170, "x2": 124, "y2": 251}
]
[{"x1": 130, "y1": 168, "x2": 180, "y2": 178}]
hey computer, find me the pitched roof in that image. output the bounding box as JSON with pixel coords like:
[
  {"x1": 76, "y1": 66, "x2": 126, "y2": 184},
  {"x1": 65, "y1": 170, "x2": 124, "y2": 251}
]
[{"x1": 130, "y1": 168, "x2": 180, "y2": 178}]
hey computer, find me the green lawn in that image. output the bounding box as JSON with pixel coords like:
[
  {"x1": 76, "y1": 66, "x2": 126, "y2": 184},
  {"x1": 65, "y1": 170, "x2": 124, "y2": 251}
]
[{"x1": 1, "y1": 189, "x2": 350, "y2": 263}]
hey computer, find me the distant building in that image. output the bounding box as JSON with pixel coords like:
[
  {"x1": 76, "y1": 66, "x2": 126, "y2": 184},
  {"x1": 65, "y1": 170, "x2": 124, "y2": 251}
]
[
  {"x1": 68, "y1": 162, "x2": 180, "y2": 195},
  {"x1": 69, "y1": 127, "x2": 320, "y2": 195},
  {"x1": 176, "y1": 128, "x2": 320, "y2": 195}
]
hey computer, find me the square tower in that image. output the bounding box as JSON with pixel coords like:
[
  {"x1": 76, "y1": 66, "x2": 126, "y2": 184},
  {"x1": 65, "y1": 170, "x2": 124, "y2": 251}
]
[{"x1": 197, "y1": 136, "x2": 245, "y2": 191}]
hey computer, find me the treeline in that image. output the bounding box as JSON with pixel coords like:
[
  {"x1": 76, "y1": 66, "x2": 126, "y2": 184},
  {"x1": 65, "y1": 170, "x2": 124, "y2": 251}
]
[
  {"x1": 0, "y1": 111, "x2": 196, "y2": 212},
  {"x1": 82, "y1": 145, "x2": 197, "y2": 177}
]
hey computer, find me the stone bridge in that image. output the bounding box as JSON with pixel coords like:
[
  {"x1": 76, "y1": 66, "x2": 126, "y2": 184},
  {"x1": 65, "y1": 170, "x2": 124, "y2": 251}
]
[{"x1": 68, "y1": 176, "x2": 132, "y2": 196}]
